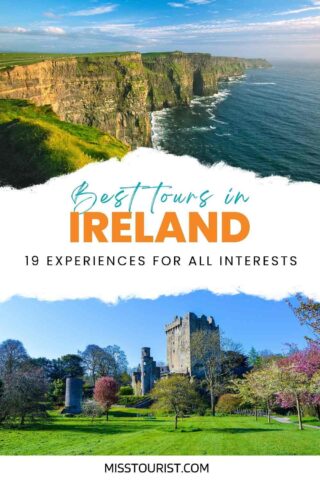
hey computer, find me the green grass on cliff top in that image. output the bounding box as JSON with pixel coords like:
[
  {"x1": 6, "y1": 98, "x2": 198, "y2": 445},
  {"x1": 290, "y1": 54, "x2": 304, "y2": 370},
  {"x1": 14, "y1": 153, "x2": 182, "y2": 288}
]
[
  {"x1": 0, "y1": 99, "x2": 129, "y2": 189},
  {"x1": 0, "y1": 52, "x2": 269, "y2": 71},
  {"x1": 0, "y1": 52, "x2": 139, "y2": 70},
  {"x1": 0, "y1": 408, "x2": 319, "y2": 455},
  {"x1": 0, "y1": 51, "x2": 193, "y2": 70}
]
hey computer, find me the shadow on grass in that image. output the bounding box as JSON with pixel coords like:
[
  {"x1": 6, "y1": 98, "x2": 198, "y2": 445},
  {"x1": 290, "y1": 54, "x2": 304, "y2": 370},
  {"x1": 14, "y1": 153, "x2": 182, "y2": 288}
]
[
  {"x1": 0, "y1": 418, "x2": 167, "y2": 436},
  {"x1": 302, "y1": 419, "x2": 320, "y2": 426},
  {"x1": 111, "y1": 411, "x2": 147, "y2": 418}
]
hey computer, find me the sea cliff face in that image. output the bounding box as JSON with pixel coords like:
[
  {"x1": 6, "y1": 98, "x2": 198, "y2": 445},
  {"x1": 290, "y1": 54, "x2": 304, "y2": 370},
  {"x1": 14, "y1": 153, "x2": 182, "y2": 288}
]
[{"x1": 0, "y1": 52, "x2": 270, "y2": 147}]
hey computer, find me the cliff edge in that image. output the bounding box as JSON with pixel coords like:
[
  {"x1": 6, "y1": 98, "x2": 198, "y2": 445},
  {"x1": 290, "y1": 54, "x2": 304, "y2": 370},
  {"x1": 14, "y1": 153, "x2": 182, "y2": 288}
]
[{"x1": 0, "y1": 52, "x2": 270, "y2": 148}]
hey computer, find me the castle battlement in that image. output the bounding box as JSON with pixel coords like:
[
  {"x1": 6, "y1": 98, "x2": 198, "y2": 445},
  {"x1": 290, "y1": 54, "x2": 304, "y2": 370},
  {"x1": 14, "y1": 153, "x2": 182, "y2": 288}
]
[
  {"x1": 133, "y1": 312, "x2": 220, "y2": 395},
  {"x1": 166, "y1": 312, "x2": 219, "y2": 376},
  {"x1": 165, "y1": 316, "x2": 183, "y2": 332}
]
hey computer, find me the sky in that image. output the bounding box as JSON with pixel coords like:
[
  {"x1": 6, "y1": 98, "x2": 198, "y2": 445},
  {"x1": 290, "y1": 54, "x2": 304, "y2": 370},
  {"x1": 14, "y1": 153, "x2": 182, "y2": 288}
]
[
  {"x1": 0, "y1": 292, "x2": 311, "y2": 367},
  {"x1": 0, "y1": 1, "x2": 320, "y2": 59}
]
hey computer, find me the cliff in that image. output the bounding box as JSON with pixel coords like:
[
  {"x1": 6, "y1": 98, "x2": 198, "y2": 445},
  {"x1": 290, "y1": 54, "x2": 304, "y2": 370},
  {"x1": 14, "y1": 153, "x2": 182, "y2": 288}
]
[{"x1": 0, "y1": 52, "x2": 270, "y2": 148}]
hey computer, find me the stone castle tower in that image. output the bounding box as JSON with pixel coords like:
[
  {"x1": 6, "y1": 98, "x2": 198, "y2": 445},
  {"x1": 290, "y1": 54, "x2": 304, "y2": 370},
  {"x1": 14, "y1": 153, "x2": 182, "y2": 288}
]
[
  {"x1": 165, "y1": 312, "x2": 220, "y2": 376},
  {"x1": 141, "y1": 347, "x2": 161, "y2": 395}
]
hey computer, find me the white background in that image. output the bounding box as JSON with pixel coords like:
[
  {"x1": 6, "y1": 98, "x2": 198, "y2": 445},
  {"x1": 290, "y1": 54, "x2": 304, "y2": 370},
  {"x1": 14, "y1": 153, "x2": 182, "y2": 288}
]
[{"x1": 0, "y1": 147, "x2": 319, "y2": 303}]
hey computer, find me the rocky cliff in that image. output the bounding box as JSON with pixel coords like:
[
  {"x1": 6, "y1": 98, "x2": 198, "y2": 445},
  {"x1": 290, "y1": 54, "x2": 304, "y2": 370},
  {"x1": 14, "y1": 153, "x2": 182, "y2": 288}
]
[{"x1": 0, "y1": 52, "x2": 270, "y2": 147}]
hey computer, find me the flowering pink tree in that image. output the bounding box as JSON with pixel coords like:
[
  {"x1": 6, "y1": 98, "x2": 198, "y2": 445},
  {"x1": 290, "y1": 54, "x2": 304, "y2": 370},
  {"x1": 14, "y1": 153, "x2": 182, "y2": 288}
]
[
  {"x1": 94, "y1": 376, "x2": 118, "y2": 421},
  {"x1": 277, "y1": 345, "x2": 320, "y2": 423}
]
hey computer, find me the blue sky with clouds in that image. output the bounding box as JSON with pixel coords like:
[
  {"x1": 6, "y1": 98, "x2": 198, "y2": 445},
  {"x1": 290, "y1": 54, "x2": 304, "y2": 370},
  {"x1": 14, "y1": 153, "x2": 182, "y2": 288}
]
[
  {"x1": 0, "y1": 0, "x2": 320, "y2": 58},
  {"x1": 0, "y1": 293, "x2": 310, "y2": 367}
]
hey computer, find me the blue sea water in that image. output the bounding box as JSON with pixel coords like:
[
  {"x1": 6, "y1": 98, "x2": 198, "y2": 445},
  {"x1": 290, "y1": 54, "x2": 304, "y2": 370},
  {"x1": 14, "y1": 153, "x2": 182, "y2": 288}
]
[{"x1": 151, "y1": 62, "x2": 320, "y2": 183}]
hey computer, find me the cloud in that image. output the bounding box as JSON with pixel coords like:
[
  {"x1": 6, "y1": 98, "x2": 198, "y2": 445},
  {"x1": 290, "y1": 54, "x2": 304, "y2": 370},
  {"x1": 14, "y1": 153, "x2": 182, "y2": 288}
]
[
  {"x1": 0, "y1": 26, "x2": 28, "y2": 33},
  {"x1": 91, "y1": 15, "x2": 320, "y2": 39},
  {"x1": 43, "y1": 12, "x2": 58, "y2": 19},
  {"x1": 274, "y1": 6, "x2": 320, "y2": 16},
  {"x1": 1, "y1": 12, "x2": 320, "y2": 52},
  {"x1": 42, "y1": 27, "x2": 66, "y2": 35},
  {"x1": 187, "y1": 0, "x2": 213, "y2": 4},
  {"x1": 67, "y1": 4, "x2": 117, "y2": 17},
  {"x1": 168, "y1": 0, "x2": 212, "y2": 7},
  {"x1": 168, "y1": 2, "x2": 189, "y2": 8},
  {"x1": 0, "y1": 26, "x2": 66, "y2": 36}
]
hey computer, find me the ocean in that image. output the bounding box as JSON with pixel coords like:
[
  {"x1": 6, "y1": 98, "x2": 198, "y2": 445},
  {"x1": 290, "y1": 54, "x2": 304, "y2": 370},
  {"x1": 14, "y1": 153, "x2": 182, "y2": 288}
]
[{"x1": 151, "y1": 62, "x2": 320, "y2": 184}]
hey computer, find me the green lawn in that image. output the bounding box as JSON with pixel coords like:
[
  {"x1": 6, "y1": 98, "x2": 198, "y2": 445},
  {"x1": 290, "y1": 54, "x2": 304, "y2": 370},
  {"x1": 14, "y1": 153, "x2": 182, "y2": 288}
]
[{"x1": 0, "y1": 408, "x2": 319, "y2": 455}]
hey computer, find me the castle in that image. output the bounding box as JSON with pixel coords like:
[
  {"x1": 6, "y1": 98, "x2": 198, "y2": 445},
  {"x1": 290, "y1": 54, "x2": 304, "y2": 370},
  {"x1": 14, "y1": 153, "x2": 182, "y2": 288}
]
[{"x1": 132, "y1": 312, "x2": 220, "y2": 395}]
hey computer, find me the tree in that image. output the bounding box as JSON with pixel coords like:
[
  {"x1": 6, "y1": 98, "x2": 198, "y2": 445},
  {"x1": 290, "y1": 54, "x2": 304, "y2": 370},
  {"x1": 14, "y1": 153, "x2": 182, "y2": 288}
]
[
  {"x1": 233, "y1": 364, "x2": 280, "y2": 423},
  {"x1": 311, "y1": 371, "x2": 320, "y2": 397},
  {"x1": 82, "y1": 399, "x2": 103, "y2": 421},
  {"x1": 277, "y1": 365, "x2": 309, "y2": 430},
  {"x1": 94, "y1": 376, "x2": 118, "y2": 420},
  {"x1": 276, "y1": 345, "x2": 320, "y2": 426},
  {"x1": 0, "y1": 378, "x2": 4, "y2": 423},
  {"x1": 288, "y1": 295, "x2": 320, "y2": 345},
  {"x1": 248, "y1": 347, "x2": 261, "y2": 368},
  {"x1": 104, "y1": 345, "x2": 128, "y2": 376},
  {"x1": 190, "y1": 329, "x2": 222, "y2": 415},
  {"x1": 27, "y1": 357, "x2": 53, "y2": 379},
  {"x1": 49, "y1": 358, "x2": 67, "y2": 382},
  {"x1": 151, "y1": 375, "x2": 201, "y2": 430},
  {"x1": 80, "y1": 345, "x2": 115, "y2": 384},
  {"x1": 232, "y1": 374, "x2": 262, "y2": 421},
  {"x1": 216, "y1": 394, "x2": 242, "y2": 414},
  {"x1": 222, "y1": 350, "x2": 249, "y2": 378},
  {"x1": 119, "y1": 371, "x2": 132, "y2": 386},
  {"x1": 50, "y1": 379, "x2": 65, "y2": 404},
  {"x1": 0, "y1": 340, "x2": 29, "y2": 377},
  {"x1": 152, "y1": 375, "x2": 202, "y2": 429},
  {"x1": 60, "y1": 354, "x2": 84, "y2": 378},
  {"x1": 0, "y1": 367, "x2": 47, "y2": 425}
]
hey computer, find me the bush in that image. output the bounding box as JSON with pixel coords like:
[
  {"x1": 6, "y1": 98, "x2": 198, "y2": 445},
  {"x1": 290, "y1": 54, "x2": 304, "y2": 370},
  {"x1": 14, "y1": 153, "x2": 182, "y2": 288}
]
[
  {"x1": 216, "y1": 394, "x2": 242, "y2": 414},
  {"x1": 82, "y1": 400, "x2": 104, "y2": 420},
  {"x1": 119, "y1": 385, "x2": 134, "y2": 396}
]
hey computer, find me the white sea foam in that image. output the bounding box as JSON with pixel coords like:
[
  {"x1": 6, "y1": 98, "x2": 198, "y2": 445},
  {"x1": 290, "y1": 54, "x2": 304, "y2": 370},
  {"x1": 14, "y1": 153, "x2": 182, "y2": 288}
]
[
  {"x1": 249, "y1": 82, "x2": 276, "y2": 86},
  {"x1": 193, "y1": 126, "x2": 212, "y2": 132},
  {"x1": 212, "y1": 118, "x2": 228, "y2": 125},
  {"x1": 151, "y1": 87, "x2": 231, "y2": 147},
  {"x1": 215, "y1": 132, "x2": 232, "y2": 137},
  {"x1": 227, "y1": 74, "x2": 246, "y2": 84},
  {"x1": 182, "y1": 126, "x2": 215, "y2": 132},
  {"x1": 211, "y1": 89, "x2": 231, "y2": 106},
  {"x1": 190, "y1": 97, "x2": 204, "y2": 106},
  {"x1": 151, "y1": 109, "x2": 170, "y2": 150}
]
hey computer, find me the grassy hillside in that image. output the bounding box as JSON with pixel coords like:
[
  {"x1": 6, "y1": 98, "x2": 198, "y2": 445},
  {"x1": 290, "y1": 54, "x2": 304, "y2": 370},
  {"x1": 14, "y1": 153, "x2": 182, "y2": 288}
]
[
  {"x1": 0, "y1": 99, "x2": 129, "y2": 188},
  {"x1": 0, "y1": 409, "x2": 319, "y2": 455}
]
